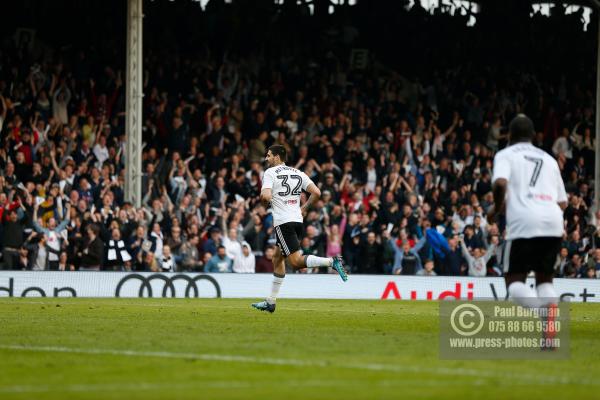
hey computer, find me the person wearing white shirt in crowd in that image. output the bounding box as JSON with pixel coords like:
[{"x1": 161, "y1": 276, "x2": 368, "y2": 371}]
[
  {"x1": 106, "y1": 228, "x2": 132, "y2": 270},
  {"x1": 150, "y1": 223, "x2": 164, "y2": 260},
  {"x1": 416, "y1": 259, "x2": 437, "y2": 276},
  {"x1": 159, "y1": 245, "x2": 176, "y2": 272},
  {"x1": 233, "y1": 242, "x2": 255, "y2": 273},
  {"x1": 221, "y1": 207, "x2": 243, "y2": 267},
  {"x1": 365, "y1": 157, "x2": 377, "y2": 193},
  {"x1": 93, "y1": 135, "x2": 109, "y2": 167},
  {"x1": 32, "y1": 201, "x2": 71, "y2": 270},
  {"x1": 459, "y1": 237, "x2": 496, "y2": 277},
  {"x1": 52, "y1": 83, "x2": 71, "y2": 125},
  {"x1": 452, "y1": 205, "x2": 473, "y2": 233},
  {"x1": 551, "y1": 128, "x2": 573, "y2": 159}
]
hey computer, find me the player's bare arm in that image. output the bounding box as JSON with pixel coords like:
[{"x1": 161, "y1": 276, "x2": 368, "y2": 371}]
[
  {"x1": 301, "y1": 183, "x2": 321, "y2": 216},
  {"x1": 260, "y1": 188, "x2": 272, "y2": 208},
  {"x1": 488, "y1": 178, "x2": 507, "y2": 223}
]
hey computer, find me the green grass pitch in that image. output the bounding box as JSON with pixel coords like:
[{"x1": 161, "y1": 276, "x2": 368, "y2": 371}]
[{"x1": 0, "y1": 298, "x2": 599, "y2": 399}]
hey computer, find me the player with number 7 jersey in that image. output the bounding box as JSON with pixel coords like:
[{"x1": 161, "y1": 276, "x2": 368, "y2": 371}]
[
  {"x1": 489, "y1": 114, "x2": 568, "y2": 350},
  {"x1": 251, "y1": 145, "x2": 348, "y2": 314},
  {"x1": 491, "y1": 136, "x2": 567, "y2": 240}
]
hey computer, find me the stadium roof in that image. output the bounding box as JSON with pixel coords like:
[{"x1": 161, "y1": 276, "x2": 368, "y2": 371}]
[{"x1": 183, "y1": 0, "x2": 599, "y2": 30}]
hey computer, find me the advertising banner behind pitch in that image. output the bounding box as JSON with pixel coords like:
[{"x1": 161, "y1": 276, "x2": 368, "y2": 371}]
[{"x1": 0, "y1": 272, "x2": 599, "y2": 302}]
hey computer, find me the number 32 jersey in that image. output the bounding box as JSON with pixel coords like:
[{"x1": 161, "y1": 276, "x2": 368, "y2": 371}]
[
  {"x1": 262, "y1": 164, "x2": 314, "y2": 227},
  {"x1": 492, "y1": 142, "x2": 567, "y2": 240}
]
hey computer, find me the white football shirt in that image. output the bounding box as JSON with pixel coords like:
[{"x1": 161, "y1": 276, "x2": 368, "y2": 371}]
[
  {"x1": 261, "y1": 164, "x2": 314, "y2": 227},
  {"x1": 492, "y1": 142, "x2": 567, "y2": 240}
]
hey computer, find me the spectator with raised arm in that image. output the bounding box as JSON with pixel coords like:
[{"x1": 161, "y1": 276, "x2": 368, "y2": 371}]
[
  {"x1": 459, "y1": 236, "x2": 496, "y2": 277},
  {"x1": 391, "y1": 233, "x2": 427, "y2": 275},
  {"x1": 32, "y1": 200, "x2": 71, "y2": 270},
  {"x1": 0, "y1": 2, "x2": 595, "y2": 278}
]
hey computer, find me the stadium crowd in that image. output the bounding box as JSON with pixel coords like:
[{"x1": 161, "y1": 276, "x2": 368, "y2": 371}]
[{"x1": 0, "y1": 0, "x2": 598, "y2": 278}]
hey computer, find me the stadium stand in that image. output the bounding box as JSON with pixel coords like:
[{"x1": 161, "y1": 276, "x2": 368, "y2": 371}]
[{"x1": 0, "y1": 0, "x2": 598, "y2": 277}]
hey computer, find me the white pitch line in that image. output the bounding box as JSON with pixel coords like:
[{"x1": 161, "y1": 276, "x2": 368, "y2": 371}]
[
  {"x1": 4, "y1": 300, "x2": 600, "y2": 320},
  {"x1": 169, "y1": 303, "x2": 426, "y2": 316},
  {"x1": 2, "y1": 344, "x2": 318, "y2": 367},
  {"x1": 0, "y1": 381, "x2": 250, "y2": 393},
  {"x1": 0, "y1": 300, "x2": 429, "y2": 316},
  {"x1": 0, "y1": 344, "x2": 595, "y2": 387},
  {"x1": 0, "y1": 380, "x2": 360, "y2": 394},
  {"x1": 0, "y1": 378, "x2": 489, "y2": 394},
  {"x1": 8, "y1": 301, "x2": 598, "y2": 320}
]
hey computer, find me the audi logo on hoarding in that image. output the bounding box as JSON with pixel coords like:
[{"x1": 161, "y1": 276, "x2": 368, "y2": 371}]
[{"x1": 115, "y1": 273, "x2": 221, "y2": 298}]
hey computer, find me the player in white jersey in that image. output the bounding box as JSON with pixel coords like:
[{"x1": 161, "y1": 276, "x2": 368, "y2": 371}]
[
  {"x1": 252, "y1": 145, "x2": 348, "y2": 313},
  {"x1": 489, "y1": 114, "x2": 567, "y2": 347}
]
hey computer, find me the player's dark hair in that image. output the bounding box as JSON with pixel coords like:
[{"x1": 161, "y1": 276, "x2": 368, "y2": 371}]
[
  {"x1": 268, "y1": 145, "x2": 287, "y2": 162},
  {"x1": 509, "y1": 114, "x2": 535, "y2": 143}
]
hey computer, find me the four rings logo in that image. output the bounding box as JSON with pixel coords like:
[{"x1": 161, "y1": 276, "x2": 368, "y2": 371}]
[{"x1": 115, "y1": 274, "x2": 221, "y2": 298}]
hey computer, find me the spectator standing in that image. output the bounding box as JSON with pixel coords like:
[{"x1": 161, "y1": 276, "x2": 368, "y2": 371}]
[
  {"x1": 106, "y1": 228, "x2": 132, "y2": 271},
  {"x1": 2, "y1": 207, "x2": 28, "y2": 268},
  {"x1": 159, "y1": 245, "x2": 176, "y2": 272},
  {"x1": 459, "y1": 237, "x2": 496, "y2": 277},
  {"x1": 204, "y1": 245, "x2": 233, "y2": 273},
  {"x1": 357, "y1": 232, "x2": 383, "y2": 274},
  {"x1": 391, "y1": 235, "x2": 427, "y2": 275},
  {"x1": 221, "y1": 208, "x2": 243, "y2": 268},
  {"x1": 27, "y1": 233, "x2": 49, "y2": 271},
  {"x1": 32, "y1": 201, "x2": 71, "y2": 270},
  {"x1": 416, "y1": 259, "x2": 437, "y2": 276},
  {"x1": 440, "y1": 236, "x2": 464, "y2": 276},
  {"x1": 233, "y1": 242, "x2": 255, "y2": 273},
  {"x1": 80, "y1": 224, "x2": 104, "y2": 270},
  {"x1": 180, "y1": 235, "x2": 202, "y2": 271},
  {"x1": 255, "y1": 245, "x2": 275, "y2": 273}
]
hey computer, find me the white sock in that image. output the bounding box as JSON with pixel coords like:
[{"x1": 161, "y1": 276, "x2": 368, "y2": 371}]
[
  {"x1": 508, "y1": 281, "x2": 543, "y2": 309},
  {"x1": 305, "y1": 255, "x2": 333, "y2": 268},
  {"x1": 267, "y1": 276, "x2": 284, "y2": 304},
  {"x1": 536, "y1": 283, "x2": 558, "y2": 306}
]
